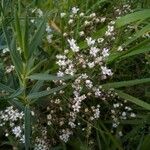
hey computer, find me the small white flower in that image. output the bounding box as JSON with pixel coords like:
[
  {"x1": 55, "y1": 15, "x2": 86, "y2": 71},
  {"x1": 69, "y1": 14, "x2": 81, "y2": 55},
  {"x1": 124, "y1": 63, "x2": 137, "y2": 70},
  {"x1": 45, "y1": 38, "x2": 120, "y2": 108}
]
[
  {"x1": 2, "y1": 48, "x2": 9, "y2": 54},
  {"x1": 102, "y1": 48, "x2": 109, "y2": 58},
  {"x1": 57, "y1": 71, "x2": 64, "y2": 77},
  {"x1": 84, "y1": 20, "x2": 90, "y2": 26},
  {"x1": 97, "y1": 38, "x2": 104, "y2": 43},
  {"x1": 68, "y1": 19, "x2": 73, "y2": 24},
  {"x1": 79, "y1": 12, "x2": 84, "y2": 17},
  {"x1": 6, "y1": 65, "x2": 15, "y2": 73},
  {"x1": 89, "y1": 13, "x2": 96, "y2": 18},
  {"x1": 72, "y1": 7, "x2": 79, "y2": 14},
  {"x1": 46, "y1": 24, "x2": 52, "y2": 33},
  {"x1": 79, "y1": 31, "x2": 84, "y2": 36},
  {"x1": 130, "y1": 113, "x2": 136, "y2": 118},
  {"x1": 101, "y1": 66, "x2": 113, "y2": 76},
  {"x1": 100, "y1": 17, "x2": 106, "y2": 22},
  {"x1": 87, "y1": 62, "x2": 95, "y2": 68},
  {"x1": 12, "y1": 126, "x2": 22, "y2": 138},
  {"x1": 90, "y1": 47, "x2": 99, "y2": 57},
  {"x1": 68, "y1": 38, "x2": 79, "y2": 52},
  {"x1": 86, "y1": 37, "x2": 95, "y2": 46},
  {"x1": 60, "y1": 12, "x2": 66, "y2": 18},
  {"x1": 36, "y1": 9, "x2": 43, "y2": 17},
  {"x1": 46, "y1": 34, "x2": 53, "y2": 43},
  {"x1": 117, "y1": 46, "x2": 123, "y2": 51}
]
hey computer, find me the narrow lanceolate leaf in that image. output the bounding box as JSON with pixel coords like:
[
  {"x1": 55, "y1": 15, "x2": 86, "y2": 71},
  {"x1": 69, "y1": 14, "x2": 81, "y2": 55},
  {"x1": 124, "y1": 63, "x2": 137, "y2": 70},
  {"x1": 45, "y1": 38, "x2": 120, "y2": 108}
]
[
  {"x1": 124, "y1": 24, "x2": 150, "y2": 47},
  {"x1": 102, "y1": 78, "x2": 150, "y2": 89},
  {"x1": 8, "y1": 87, "x2": 24, "y2": 99},
  {"x1": 120, "y1": 44, "x2": 150, "y2": 59},
  {"x1": 29, "y1": 81, "x2": 44, "y2": 94},
  {"x1": 115, "y1": 9, "x2": 150, "y2": 27},
  {"x1": 24, "y1": 106, "x2": 31, "y2": 150},
  {"x1": 22, "y1": 15, "x2": 29, "y2": 60},
  {"x1": 0, "y1": 83, "x2": 15, "y2": 93},
  {"x1": 10, "y1": 38, "x2": 23, "y2": 75},
  {"x1": 29, "y1": 19, "x2": 46, "y2": 57},
  {"x1": 107, "y1": 39, "x2": 150, "y2": 64},
  {"x1": 14, "y1": 10, "x2": 23, "y2": 49},
  {"x1": 27, "y1": 85, "x2": 66, "y2": 101},
  {"x1": 9, "y1": 98, "x2": 24, "y2": 111},
  {"x1": 27, "y1": 73, "x2": 74, "y2": 81},
  {"x1": 115, "y1": 90, "x2": 150, "y2": 110}
]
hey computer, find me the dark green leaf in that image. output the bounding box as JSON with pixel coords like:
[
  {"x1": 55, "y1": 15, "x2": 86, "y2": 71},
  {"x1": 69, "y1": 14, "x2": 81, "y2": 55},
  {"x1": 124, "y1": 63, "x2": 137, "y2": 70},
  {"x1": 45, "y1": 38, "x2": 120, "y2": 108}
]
[{"x1": 24, "y1": 106, "x2": 31, "y2": 150}]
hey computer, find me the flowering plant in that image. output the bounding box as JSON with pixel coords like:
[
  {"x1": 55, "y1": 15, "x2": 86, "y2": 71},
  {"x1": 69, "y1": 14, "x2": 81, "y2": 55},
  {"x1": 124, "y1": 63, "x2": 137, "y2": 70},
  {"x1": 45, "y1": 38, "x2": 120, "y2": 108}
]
[{"x1": 0, "y1": 0, "x2": 150, "y2": 149}]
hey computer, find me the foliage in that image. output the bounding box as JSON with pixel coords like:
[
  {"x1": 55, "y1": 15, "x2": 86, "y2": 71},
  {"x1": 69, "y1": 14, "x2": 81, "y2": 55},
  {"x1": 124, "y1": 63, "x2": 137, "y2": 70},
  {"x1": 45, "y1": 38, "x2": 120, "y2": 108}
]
[{"x1": 0, "y1": 0, "x2": 150, "y2": 149}]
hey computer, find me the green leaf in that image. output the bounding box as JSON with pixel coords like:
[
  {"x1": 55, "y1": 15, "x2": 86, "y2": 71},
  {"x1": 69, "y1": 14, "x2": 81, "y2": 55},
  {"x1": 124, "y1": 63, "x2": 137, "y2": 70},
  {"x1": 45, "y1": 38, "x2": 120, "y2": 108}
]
[
  {"x1": 22, "y1": 14, "x2": 29, "y2": 60},
  {"x1": 120, "y1": 44, "x2": 150, "y2": 59},
  {"x1": 14, "y1": 10, "x2": 23, "y2": 49},
  {"x1": 29, "y1": 80, "x2": 44, "y2": 94},
  {"x1": 115, "y1": 9, "x2": 150, "y2": 27},
  {"x1": 115, "y1": 90, "x2": 150, "y2": 110},
  {"x1": 27, "y1": 59, "x2": 47, "y2": 75},
  {"x1": 124, "y1": 24, "x2": 150, "y2": 47},
  {"x1": 102, "y1": 78, "x2": 150, "y2": 89},
  {"x1": 140, "y1": 135, "x2": 150, "y2": 150},
  {"x1": 10, "y1": 38, "x2": 23, "y2": 75},
  {"x1": 29, "y1": 19, "x2": 46, "y2": 57},
  {"x1": 107, "y1": 39, "x2": 150, "y2": 64},
  {"x1": 8, "y1": 87, "x2": 24, "y2": 99},
  {"x1": 27, "y1": 73, "x2": 74, "y2": 81},
  {"x1": 24, "y1": 106, "x2": 31, "y2": 150},
  {"x1": 27, "y1": 85, "x2": 66, "y2": 101},
  {"x1": 0, "y1": 83, "x2": 15, "y2": 93},
  {"x1": 9, "y1": 98, "x2": 24, "y2": 111}
]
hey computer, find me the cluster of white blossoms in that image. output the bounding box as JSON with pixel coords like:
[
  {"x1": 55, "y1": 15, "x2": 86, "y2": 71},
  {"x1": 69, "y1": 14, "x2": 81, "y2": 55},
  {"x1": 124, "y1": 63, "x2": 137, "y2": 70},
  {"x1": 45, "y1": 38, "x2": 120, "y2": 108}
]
[
  {"x1": 44, "y1": 5, "x2": 137, "y2": 143},
  {"x1": 34, "y1": 128, "x2": 49, "y2": 150},
  {"x1": 111, "y1": 101, "x2": 136, "y2": 128},
  {"x1": 0, "y1": 106, "x2": 24, "y2": 142},
  {"x1": 59, "y1": 129, "x2": 73, "y2": 143}
]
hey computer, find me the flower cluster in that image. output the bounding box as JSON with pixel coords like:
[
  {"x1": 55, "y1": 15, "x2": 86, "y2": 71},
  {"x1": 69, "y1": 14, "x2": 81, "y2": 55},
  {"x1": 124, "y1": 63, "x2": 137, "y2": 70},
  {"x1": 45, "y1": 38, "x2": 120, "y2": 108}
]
[
  {"x1": 0, "y1": 106, "x2": 24, "y2": 142},
  {"x1": 44, "y1": 5, "x2": 136, "y2": 143}
]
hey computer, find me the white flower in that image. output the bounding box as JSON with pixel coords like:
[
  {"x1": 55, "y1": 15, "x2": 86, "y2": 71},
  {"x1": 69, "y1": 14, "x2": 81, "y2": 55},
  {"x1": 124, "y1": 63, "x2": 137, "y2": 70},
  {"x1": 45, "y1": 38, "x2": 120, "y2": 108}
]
[
  {"x1": 117, "y1": 46, "x2": 123, "y2": 51},
  {"x1": 90, "y1": 47, "x2": 99, "y2": 57},
  {"x1": 57, "y1": 71, "x2": 64, "y2": 77},
  {"x1": 79, "y1": 12, "x2": 84, "y2": 17},
  {"x1": 94, "y1": 88, "x2": 101, "y2": 97},
  {"x1": 100, "y1": 17, "x2": 106, "y2": 22},
  {"x1": 102, "y1": 48, "x2": 109, "y2": 58},
  {"x1": 46, "y1": 24, "x2": 52, "y2": 33},
  {"x1": 68, "y1": 38, "x2": 79, "y2": 52},
  {"x1": 59, "y1": 129, "x2": 72, "y2": 142},
  {"x1": 2, "y1": 48, "x2": 9, "y2": 54},
  {"x1": 30, "y1": 19, "x2": 35, "y2": 23},
  {"x1": 68, "y1": 19, "x2": 73, "y2": 24},
  {"x1": 85, "y1": 80, "x2": 93, "y2": 88},
  {"x1": 87, "y1": 62, "x2": 95, "y2": 68},
  {"x1": 130, "y1": 113, "x2": 136, "y2": 118},
  {"x1": 12, "y1": 126, "x2": 22, "y2": 138},
  {"x1": 122, "y1": 112, "x2": 126, "y2": 117},
  {"x1": 36, "y1": 9, "x2": 43, "y2": 17},
  {"x1": 47, "y1": 114, "x2": 52, "y2": 120},
  {"x1": 5, "y1": 65, "x2": 15, "y2": 73},
  {"x1": 46, "y1": 34, "x2": 53, "y2": 43},
  {"x1": 79, "y1": 31, "x2": 84, "y2": 36},
  {"x1": 84, "y1": 20, "x2": 90, "y2": 26},
  {"x1": 97, "y1": 38, "x2": 104, "y2": 43},
  {"x1": 72, "y1": 7, "x2": 79, "y2": 14},
  {"x1": 60, "y1": 12, "x2": 66, "y2": 18},
  {"x1": 101, "y1": 66, "x2": 113, "y2": 76},
  {"x1": 90, "y1": 13, "x2": 96, "y2": 18},
  {"x1": 86, "y1": 37, "x2": 95, "y2": 46}
]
